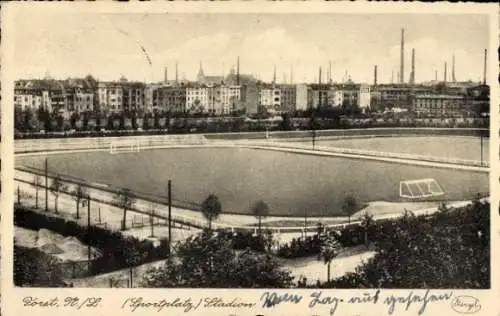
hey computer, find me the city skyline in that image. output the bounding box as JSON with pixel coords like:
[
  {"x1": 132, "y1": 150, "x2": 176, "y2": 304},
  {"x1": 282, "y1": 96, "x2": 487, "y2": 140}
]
[{"x1": 13, "y1": 12, "x2": 489, "y2": 84}]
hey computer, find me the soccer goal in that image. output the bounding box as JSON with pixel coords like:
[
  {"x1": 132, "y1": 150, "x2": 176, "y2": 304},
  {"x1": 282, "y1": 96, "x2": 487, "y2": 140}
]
[
  {"x1": 109, "y1": 140, "x2": 141, "y2": 154},
  {"x1": 399, "y1": 178, "x2": 445, "y2": 199}
]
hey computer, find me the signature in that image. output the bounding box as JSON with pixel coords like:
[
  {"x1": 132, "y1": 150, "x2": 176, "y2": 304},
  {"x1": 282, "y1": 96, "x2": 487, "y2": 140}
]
[
  {"x1": 260, "y1": 292, "x2": 302, "y2": 308},
  {"x1": 450, "y1": 296, "x2": 481, "y2": 314}
]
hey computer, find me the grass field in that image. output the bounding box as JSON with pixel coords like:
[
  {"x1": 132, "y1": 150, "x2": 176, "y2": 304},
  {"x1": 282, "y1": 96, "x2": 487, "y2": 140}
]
[
  {"x1": 307, "y1": 136, "x2": 489, "y2": 162},
  {"x1": 16, "y1": 137, "x2": 489, "y2": 217}
]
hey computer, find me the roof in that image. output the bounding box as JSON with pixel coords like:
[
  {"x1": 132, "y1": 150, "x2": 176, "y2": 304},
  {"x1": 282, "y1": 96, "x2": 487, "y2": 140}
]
[{"x1": 414, "y1": 94, "x2": 464, "y2": 99}]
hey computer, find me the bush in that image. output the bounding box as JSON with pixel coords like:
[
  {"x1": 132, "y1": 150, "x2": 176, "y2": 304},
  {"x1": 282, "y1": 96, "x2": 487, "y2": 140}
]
[
  {"x1": 142, "y1": 229, "x2": 294, "y2": 288},
  {"x1": 322, "y1": 201, "x2": 490, "y2": 288},
  {"x1": 14, "y1": 205, "x2": 170, "y2": 276},
  {"x1": 215, "y1": 228, "x2": 266, "y2": 252},
  {"x1": 14, "y1": 245, "x2": 67, "y2": 287}
]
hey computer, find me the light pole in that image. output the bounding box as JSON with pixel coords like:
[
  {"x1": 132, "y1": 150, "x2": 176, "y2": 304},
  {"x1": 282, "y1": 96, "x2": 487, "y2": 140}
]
[
  {"x1": 87, "y1": 193, "x2": 91, "y2": 273},
  {"x1": 480, "y1": 129, "x2": 483, "y2": 166},
  {"x1": 45, "y1": 157, "x2": 48, "y2": 212},
  {"x1": 168, "y1": 179, "x2": 172, "y2": 254}
]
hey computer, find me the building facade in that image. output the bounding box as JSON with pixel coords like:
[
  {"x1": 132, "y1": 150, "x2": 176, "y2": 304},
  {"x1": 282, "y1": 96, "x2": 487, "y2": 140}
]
[
  {"x1": 278, "y1": 84, "x2": 296, "y2": 113},
  {"x1": 153, "y1": 85, "x2": 187, "y2": 113},
  {"x1": 295, "y1": 84, "x2": 310, "y2": 111},
  {"x1": 186, "y1": 84, "x2": 211, "y2": 112},
  {"x1": 412, "y1": 94, "x2": 465, "y2": 116}
]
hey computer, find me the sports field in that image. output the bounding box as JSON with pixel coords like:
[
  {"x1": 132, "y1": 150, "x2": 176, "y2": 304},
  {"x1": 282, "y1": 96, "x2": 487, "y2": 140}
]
[
  {"x1": 17, "y1": 136, "x2": 489, "y2": 217},
  {"x1": 297, "y1": 136, "x2": 489, "y2": 162}
]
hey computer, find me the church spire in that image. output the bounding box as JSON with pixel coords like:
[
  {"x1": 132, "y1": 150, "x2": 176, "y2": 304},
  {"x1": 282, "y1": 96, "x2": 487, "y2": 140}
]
[{"x1": 197, "y1": 61, "x2": 205, "y2": 82}]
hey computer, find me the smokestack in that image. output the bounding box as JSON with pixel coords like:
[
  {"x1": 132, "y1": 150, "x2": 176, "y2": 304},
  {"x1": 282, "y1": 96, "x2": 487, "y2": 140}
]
[
  {"x1": 374, "y1": 65, "x2": 378, "y2": 86},
  {"x1": 444, "y1": 62, "x2": 447, "y2": 82},
  {"x1": 319, "y1": 67, "x2": 322, "y2": 84},
  {"x1": 290, "y1": 65, "x2": 294, "y2": 84},
  {"x1": 434, "y1": 69, "x2": 437, "y2": 81},
  {"x1": 409, "y1": 48, "x2": 415, "y2": 84},
  {"x1": 329, "y1": 61, "x2": 332, "y2": 83},
  {"x1": 391, "y1": 70, "x2": 394, "y2": 84},
  {"x1": 236, "y1": 56, "x2": 240, "y2": 85},
  {"x1": 400, "y1": 28, "x2": 405, "y2": 83},
  {"x1": 273, "y1": 65, "x2": 276, "y2": 84},
  {"x1": 452, "y1": 54, "x2": 456, "y2": 82},
  {"x1": 175, "y1": 61, "x2": 178, "y2": 83},
  {"x1": 164, "y1": 67, "x2": 168, "y2": 84},
  {"x1": 483, "y1": 48, "x2": 487, "y2": 84}
]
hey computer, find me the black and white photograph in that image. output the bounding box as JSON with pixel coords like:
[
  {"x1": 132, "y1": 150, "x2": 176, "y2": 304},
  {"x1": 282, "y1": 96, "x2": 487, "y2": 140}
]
[{"x1": 5, "y1": 5, "x2": 494, "y2": 296}]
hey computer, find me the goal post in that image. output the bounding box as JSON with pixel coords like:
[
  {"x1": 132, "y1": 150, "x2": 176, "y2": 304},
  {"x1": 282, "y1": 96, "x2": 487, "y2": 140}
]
[
  {"x1": 109, "y1": 139, "x2": 141, "y2": 154},
  {"x1": 400, "y1": 178, "x2": 444, "y2": 199}
]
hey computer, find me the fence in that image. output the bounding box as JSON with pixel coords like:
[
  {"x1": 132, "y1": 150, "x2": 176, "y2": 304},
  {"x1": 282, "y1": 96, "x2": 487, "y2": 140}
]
[
  {"x1": 14, "y1": 127, "x2": 488, "y2": 154},
  {"x1": 244, "y1": 140, "x2": 490, "y2": 168}
]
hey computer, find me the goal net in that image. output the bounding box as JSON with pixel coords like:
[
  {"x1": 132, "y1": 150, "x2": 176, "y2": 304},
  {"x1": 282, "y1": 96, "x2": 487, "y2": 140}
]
[
  {"x1": 399, "y1": 178, "x2": 445, "y2": 199},
  {"x1": 109, "y1": 140, "x2": 141, "y2": 154}
]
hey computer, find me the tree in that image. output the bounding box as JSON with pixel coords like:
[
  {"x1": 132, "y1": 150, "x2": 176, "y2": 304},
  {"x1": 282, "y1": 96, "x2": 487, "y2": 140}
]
[
  {"x1": 14, "y1": 245, "x2": 65, "y2": 287},
  {"x1": 32, "y1": 175, "x2": 43, "y2": 209},
  {"x1": 329, "y1": 201, "x2": 490, "y2": 289},
  {"x1": 201, "y1": 194, "x2": 222, "y2": 230},
  {"x1": 118, "y1": 241, "x2": 142, "y2": 288},
  {"x1": 342, "y1": 194, "x2": 358, "y2": 224},
  {"x1": 114, "y1": 188, "x2": 136, "y2": 231},
  {"x1": 252, "y1": 200, "x2": 270, "y2": 237},
  {"x1": 319, "y1": 231, "x2": 342, "y2": 283},
  {"x1": 141, "y1": 229, "x2": 294, "y2": 288},
  {"x1": 359, "y1": 212, "x2": 375, "y2": 249},
  {"x1": 71, "y1": 184, "x2": 87, "y2": 220},
  {"x1": 49, "y1": 176, "x2": 66, "y2": 213},
  {"x1": 280, "y1": 113, "x2": 293, "y2": 131},
  {"x1": 56, "y1": 115, "x2": 65, "y2": 132}
]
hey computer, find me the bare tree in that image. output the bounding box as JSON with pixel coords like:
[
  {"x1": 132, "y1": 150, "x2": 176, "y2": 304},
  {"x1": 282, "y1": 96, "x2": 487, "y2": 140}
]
[
  {"x1": 49, "y1": 176, "x2": 66, "y2": 213},
  {"x1": 71, "y1": 184, "x2": 87, "y2": 219},
  {"x1": 32, "y1": 175, "x2": 43, "y2": 209},
  {"x1": 114, "y1": 188, "x2": 136, "y2": 231}
]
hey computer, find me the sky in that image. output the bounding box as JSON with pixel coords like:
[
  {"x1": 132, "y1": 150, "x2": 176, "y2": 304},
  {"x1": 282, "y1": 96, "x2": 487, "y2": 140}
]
[{"x1": 12, "y1": 12, "x2": 489, "y2": 84}]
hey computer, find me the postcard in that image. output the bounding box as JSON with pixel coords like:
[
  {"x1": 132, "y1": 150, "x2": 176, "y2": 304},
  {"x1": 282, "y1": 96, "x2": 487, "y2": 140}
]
[{"x1": 1, "y1": 2, "x2": 498, "y2": 316}]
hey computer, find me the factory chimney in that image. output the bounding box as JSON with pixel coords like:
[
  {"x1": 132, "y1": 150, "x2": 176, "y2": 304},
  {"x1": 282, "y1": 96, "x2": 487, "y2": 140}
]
[
  {"x1": 319, "y1": 66, "x2": 322, "y2": 84},
  {"x1": 374, "y1": 65, "x2": 378, "y2": 86},
  {"x1": 409, "y1": 48, "x2": 415, "y2": 84},
  {"x1": 434, "y1": 69, "x2": 437, "y2": 81},
  {"x1": 400, "y1": 28, "x2": 405, "y2": 83},
  {"x1": 175, "y1": 61, "x2": 178, "y2": 83},
  {"x1": 236, "y1": 56, "x2": 240, "y2": 85},
  {"x1": 452, "y1": 54, "x2": 456, "y2": 82},
  {"x1": 290, "y1": 65, "x2": 294, "y2": 84},
  {"x1": 273, "y1": 65, "x2": 276, "y2": 84},
  {"x1": 329, "y1": 61, "x2": 332, "y2": 83},
  {"x1": 444, "y1": 62, "x2": 447, "y2": 82},
  {"x1": 164, "y1": 67, "x2": 168, "y2": 84},
  {"x1": 483, "y1": 48, "x2": 487, "y2": 84}
]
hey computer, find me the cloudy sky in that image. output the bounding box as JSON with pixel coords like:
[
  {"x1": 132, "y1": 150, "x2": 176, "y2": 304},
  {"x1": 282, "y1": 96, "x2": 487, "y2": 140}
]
[{"x1": 12, "y1": 12, "x2": 489, "y2": 84}]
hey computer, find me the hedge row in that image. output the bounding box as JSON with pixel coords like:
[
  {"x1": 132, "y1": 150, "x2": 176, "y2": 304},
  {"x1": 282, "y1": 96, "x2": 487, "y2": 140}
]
[{"x1": 14, "y1": 205, "x2": 170, "y2": 276}]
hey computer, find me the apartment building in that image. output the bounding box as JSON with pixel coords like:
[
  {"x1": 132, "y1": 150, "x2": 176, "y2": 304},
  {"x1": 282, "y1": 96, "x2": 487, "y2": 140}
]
[
  {"x1": 412, "y1": 94, "x2": 465, "y2": 116},
  {"x1": 278, "y1": 84, "x2": 296, "y2": 113}
]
